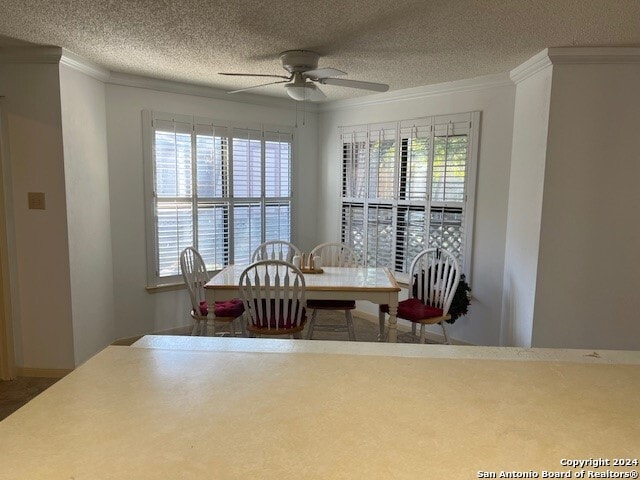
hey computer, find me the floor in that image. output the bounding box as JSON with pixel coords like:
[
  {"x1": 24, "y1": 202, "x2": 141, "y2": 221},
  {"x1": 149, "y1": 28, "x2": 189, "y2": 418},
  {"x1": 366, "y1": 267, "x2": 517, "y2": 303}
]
[
  {"x1": 0, "y1": 376, "x2": 59, "y2": 421},
  {"x1": 0, "y1": 313, "x2": 433, "y2": 421}
]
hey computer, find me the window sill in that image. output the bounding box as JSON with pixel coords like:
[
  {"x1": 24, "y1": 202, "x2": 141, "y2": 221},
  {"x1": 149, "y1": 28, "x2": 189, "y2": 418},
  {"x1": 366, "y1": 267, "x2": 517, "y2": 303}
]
[{"x1": 146, "y1": 282, "x2": 186, "y2": 294}]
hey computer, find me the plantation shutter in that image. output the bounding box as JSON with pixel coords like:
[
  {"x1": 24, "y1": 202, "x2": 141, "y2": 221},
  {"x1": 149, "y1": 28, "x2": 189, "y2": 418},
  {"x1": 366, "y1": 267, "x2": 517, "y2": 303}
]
[
  {"x1": 395, "y1": 118, "x2": 432, "y2": 271},
  {"x1": 264, "y1": 128, "x2": 293, "y2": 242},
  {"x1": 365, "y1": 124, "x2": 397, "y2": 267},
  {"x1": 428, "y1": 115, "x2": 471, "y2": 267},
  {"x1": 368, "y1": 124, "x2": 396, "y2": 200},
  {"x1": 340, "y1": 126, "x2": 368, "y2": 263},
  {"x1": 145, "y1": 111, "x2": 295, "y2": 286},
  {"x1": 152, "y1": 118, "x2": 194, "y2": 277},
  {"x1": 231, "y1": 127, "x2": 263, "y2": 265},
  {"x1": 366, "y1": 205, "x2": 394, "y2": 267},
  {"x1": 339, "y1": 112, "x2": 478, "y2": 275},
  {"x1": 194, "y1": 122, "x2": 229, "y2": 270}
]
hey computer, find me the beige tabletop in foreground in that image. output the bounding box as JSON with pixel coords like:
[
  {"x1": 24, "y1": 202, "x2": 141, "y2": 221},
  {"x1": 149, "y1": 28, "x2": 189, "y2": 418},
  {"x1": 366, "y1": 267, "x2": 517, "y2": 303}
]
[{"x1": 0, "y1": 336, "x2": 638, "y2": 479}]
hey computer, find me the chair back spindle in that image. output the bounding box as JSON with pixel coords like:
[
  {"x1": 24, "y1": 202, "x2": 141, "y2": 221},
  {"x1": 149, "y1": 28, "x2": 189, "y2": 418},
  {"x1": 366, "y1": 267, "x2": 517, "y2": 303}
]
[
  {"x1": 411, "y1": 248, "x2": 460, "y2": 316},
  {"x1": 240, "y1": 260, "x2": 306, "y2": 334},
  {"x1": 180, "y1": 247, "x2": 210, "y2": 313},
  {"x1": 310, "y1": 242, "x2": 358, "y2": 267},
  {"x1": 252, "y1": 240, "x2": 302, "y2": 264}
]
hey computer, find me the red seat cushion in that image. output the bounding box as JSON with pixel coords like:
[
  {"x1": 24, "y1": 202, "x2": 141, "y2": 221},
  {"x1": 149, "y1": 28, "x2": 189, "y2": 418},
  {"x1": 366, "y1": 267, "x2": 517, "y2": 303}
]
[
  {"x1": 249, "y1": 299, "x2": 306, "y2": 330},
  {"x1": 198, "y1": 299, "x2": 244, "y2": 317},
  {"x1": 380, "y1": 298, "x2": 443, "y2": 322},
  {"x1": 307, "y1": 299, "x2": 356, "y2": 310}
]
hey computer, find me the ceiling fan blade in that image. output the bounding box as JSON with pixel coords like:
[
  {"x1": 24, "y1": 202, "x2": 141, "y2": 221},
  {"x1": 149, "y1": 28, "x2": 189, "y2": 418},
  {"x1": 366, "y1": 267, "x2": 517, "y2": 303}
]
[
  {"x1": 228, "y1": 80, "x2": 290, "y2": 94},
  {"x1": 220, "y1": 72, "x2": 291, "y2": 80},
  {"x1": 309, "y1": 85, "x2": 327, "y2": 101},
  {"x1": 303, "y1": 68, "x2": 347, "y2": 80},
  {"x1": 318, "y1": 77, "x2": 389, "y2": 92}
]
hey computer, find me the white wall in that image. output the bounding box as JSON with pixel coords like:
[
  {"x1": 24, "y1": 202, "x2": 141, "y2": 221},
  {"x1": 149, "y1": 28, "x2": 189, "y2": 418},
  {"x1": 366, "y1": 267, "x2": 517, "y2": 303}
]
[
  {"x1": 0, "y1": 62, "x2": 75, "y2": 369},
  {"x1": 60, "y1": 65, "x2": 115, "y2": 365},
  {"x1": 501, "y1": 61, "x2": 553, "y2": 347},
  {"x1": 318, "y1": 75, "x2": 516, "y2": 346},
  {"x1": 105, "y1": 84, "x2": 319, "y2": 339},
  {"x1": 531, "y1": 62, "x2": 640, "y2": 350}
]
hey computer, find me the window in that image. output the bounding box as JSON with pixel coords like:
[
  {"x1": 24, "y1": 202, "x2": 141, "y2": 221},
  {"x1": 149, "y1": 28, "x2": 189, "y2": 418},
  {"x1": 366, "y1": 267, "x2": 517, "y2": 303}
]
[
  {"x1": 144, "y1": 111, "x2": 293, "y2": 286},
  {"x1": 340, "y1": 112, "x2": 479, "y2": 275}
]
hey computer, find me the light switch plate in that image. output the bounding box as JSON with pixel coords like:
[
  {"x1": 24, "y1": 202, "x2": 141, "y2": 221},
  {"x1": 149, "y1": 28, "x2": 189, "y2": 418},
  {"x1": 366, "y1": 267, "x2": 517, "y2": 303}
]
[{"x1": 28, "y1": 192, "x2": 46, "y2": 210}]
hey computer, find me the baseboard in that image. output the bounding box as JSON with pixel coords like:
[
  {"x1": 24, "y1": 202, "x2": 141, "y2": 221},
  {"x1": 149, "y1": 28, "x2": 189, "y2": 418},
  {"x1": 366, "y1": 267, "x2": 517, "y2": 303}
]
[
  {"x1": 354, "y1": 309, "x2": 472, "y2": 346},
  {"x1": 15, "y1": 367, "x2": 72, "y2": 378},
  {"x1": 112, "y1": 324, "x2": 192, "y2": 346}
]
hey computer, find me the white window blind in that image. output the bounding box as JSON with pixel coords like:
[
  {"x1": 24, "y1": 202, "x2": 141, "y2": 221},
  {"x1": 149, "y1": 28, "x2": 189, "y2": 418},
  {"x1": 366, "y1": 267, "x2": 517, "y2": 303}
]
[
  {"x1": 194, "y1": 124, "x2": 229, "y2": 270},
  {"x1": 340, "y1": 112, "x2": 479, "y2": 275},
  {"x1": 264, "y1": 130, "x2": 292, "y2": 244},
  {"x1": 145, "y1": 111, "x2": 293, "y2": 285}
]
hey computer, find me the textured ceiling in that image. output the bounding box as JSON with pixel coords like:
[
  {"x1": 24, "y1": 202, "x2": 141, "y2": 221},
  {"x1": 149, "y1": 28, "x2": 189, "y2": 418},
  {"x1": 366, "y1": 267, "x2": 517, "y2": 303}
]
[{"x1": 0, "y1": 0, "x2": 639, "y2": 101}]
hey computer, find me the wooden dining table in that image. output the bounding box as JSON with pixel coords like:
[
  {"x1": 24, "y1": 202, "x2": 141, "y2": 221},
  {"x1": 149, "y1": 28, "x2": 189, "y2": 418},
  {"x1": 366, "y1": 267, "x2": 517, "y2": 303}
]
[{"x1": 205, "y1": 265, "x2": 402, "y2": 341}]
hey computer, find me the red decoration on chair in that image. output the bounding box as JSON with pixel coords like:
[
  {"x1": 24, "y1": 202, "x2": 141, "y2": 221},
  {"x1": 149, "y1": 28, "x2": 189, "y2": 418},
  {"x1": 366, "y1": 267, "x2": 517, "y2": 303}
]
[
  {"x1": 199, "y1": 299, "x2": 244, "y2": 317},
  {"x1": 381, "y1": 298, "x2": 443, "y2": 321}
]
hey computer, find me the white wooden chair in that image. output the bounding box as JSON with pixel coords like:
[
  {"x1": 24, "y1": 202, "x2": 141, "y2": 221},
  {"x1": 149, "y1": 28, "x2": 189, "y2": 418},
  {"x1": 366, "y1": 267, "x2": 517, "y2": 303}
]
[
  {"x1": 251, "y1": 240, "x2": 301, "y2": 263},
  {"x1": 239, "y1": 260, "x2": 307, "y2": 338},
  {"x1": 180, "y1": 247, "x2": 245, "y2": 336},
  {"x1": 380, "y1": 248, "x2": 460, "y2": 344},
  {"x1": 306, "y1": 242, "x2": 358, "y2": 341}
]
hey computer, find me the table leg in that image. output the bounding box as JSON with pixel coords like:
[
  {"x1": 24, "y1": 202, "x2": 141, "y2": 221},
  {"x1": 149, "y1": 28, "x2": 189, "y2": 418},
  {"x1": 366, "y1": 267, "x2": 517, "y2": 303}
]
[
  {"x1": 378, "y1": 307, "x2": 386, "y2": 342},
  {"x1": 387, "y1": 304, "x2": 398, "y2": 343},
  {"x1": 207, "y1": 290, "x2": 216, "y2": 337}
]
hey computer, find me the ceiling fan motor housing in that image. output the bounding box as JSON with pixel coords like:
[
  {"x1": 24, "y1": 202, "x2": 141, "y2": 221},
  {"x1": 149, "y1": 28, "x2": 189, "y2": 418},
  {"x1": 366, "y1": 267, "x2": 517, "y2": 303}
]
[{"x1": 280, "y1": 50, "x2": 320, "y2": 73}]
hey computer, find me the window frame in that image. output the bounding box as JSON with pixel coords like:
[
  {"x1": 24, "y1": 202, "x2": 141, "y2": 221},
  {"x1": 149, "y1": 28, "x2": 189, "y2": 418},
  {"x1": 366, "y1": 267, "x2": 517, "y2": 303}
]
[
  {"x1": 143, "y1": 110, "x2": 294, "y2": 287},
  {"x1": 339, "y1": 111, "x2": 479, "y2": 277}
]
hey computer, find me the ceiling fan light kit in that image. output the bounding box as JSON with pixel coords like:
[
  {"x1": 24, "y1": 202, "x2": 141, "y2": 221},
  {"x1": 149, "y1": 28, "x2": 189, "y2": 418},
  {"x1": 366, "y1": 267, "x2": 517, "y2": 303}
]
[
  {"x1": 220, "y1": 50, "x2": 389, "y2": 101},
  {"x1": 285, "y1": 82, "x2": 322, "y2": 101}
]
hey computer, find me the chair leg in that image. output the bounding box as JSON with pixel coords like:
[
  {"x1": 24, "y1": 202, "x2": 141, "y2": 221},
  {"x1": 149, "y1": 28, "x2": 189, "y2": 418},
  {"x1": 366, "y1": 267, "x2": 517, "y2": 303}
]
[
  {"x1": 239, "y1": 314, "x2": 248, "y2": 337},
  {"x1": 378, "y1": 308, "x2": 386, "y2": 342},
  {"x1": 200, "y1": 319, "x2": 208, "y2": 336},
  {"x1": 229, "y1": 321, "x2": 236, "y2": 337},
  {"x1": 440, "y1": 322, "x2": 450, "y2": 345},
  {"x1": 306, "y1": 309, "x2": 318, "y2": 339},
  {"x1": 411, "y1": 322, "x2": 417, "y2": 337},
  {"x1": 419, "y1": 324, "x2": 427, "y2": 344},
  {"x1": 345, "y1": 310, "x2": 356, "y2": 341},
  {"x1": 191, "y1": 319, "x2": 199, "y2": 336}
]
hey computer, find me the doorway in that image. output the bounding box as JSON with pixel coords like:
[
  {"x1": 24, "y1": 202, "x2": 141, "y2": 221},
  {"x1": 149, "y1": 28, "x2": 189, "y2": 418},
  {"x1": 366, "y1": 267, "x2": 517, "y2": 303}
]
[{"x1": 0, "y1": 99, "x2": 16, "y2": 380}]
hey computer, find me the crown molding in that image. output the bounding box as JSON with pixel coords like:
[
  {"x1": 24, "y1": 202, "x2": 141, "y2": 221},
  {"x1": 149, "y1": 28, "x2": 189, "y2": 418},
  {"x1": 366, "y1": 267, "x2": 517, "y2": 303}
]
[
  {"x1": 547, "y1": 46, "x2": 640, "y2": 64},
  {"x1": 509, "y1": 49, "x2": 553, "y2": 84},
  {"x1": 60, "y1": 49, "x2": 110, "y2": 81},
  {"x1": 510, "y1": 47, "x2": 640, "y2": 84},
  {"x1": 107, "y1": 71, "x2": 318, "y2": 112},
  {"x1": 319, "y1": 73, "x2": 514, "y2": 112},
  {"x1": 0, "y1": 46, "x2": 62, "y2": 64},
  {"x1": 4, "y1": 46, "x2": 640, "y2": 111}
]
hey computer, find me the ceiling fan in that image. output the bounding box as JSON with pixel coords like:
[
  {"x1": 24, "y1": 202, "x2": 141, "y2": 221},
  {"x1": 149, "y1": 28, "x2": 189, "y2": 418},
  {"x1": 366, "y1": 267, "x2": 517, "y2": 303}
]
[{"x1": 220, "y1": 50, "x2": 389, "y2": 101}]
